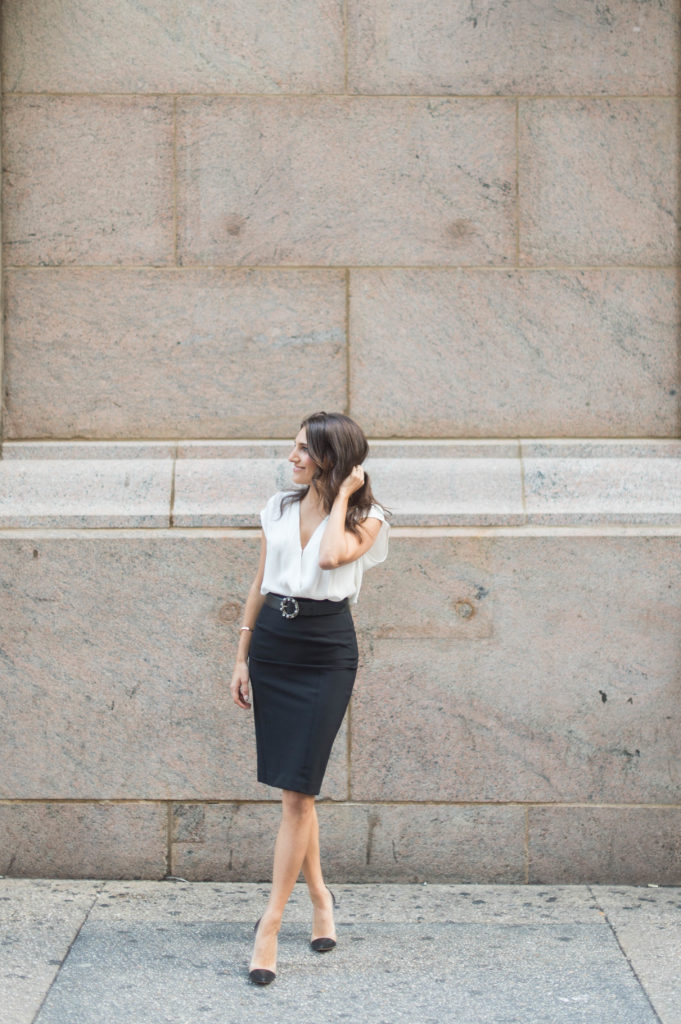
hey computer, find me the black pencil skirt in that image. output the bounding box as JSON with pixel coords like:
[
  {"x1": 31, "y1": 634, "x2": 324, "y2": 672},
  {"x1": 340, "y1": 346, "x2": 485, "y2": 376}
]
[{"x1": 248, "y1": 598, "x2": 359, "y2": 795}]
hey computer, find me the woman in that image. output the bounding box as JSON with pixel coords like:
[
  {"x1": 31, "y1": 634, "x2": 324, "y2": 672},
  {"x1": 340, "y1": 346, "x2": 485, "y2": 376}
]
[{"x1": 230, "y1": 411, "x2": 389, "y2": 985}]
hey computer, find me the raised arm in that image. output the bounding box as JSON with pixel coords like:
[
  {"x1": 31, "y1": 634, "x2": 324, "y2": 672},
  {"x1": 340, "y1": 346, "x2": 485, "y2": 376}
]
[{"x1": 318, "y1": 467, "x2": 383, "y2": 570}]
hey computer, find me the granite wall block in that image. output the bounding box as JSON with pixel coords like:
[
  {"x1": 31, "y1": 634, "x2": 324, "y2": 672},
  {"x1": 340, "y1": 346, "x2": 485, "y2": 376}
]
[
  {"x1": 171, "y1": 803, "x2": 282, "y2": 882},
  {"x1": 347, "y1": 0, "x2": 679, "y2": 96},
  {"x1": 523, "y1": 446, "x2": 681, "y2": 525},
  {"x1": 0, "y1": 535, "x2": 347, "y2": 801},
  {"x1": 0, "y1": 456, "x2": 172, "y2": 528},
  {"x1": 528, "y1": 806, "x2": 681, "y2": 885},
  {"x1": 0, "y1": 802, "x2": 167, "y2": 878},
  {"x1": 519, "y1": 100, "x2": 680, "y2": 266},
  {"x1": 3, "y1": 269, "x2": 346, "y2": 439},
  {"x1": 349, "y1": 269, "x2": 680, "y2": 438},
  {"x1": 171, "y1": 802, "x2": 527, "y2": 883},
  {"x1": 176, "y1": 97, "x2": 516, "y2": 266},
  {"x1": 1, "y1": 0, "x2": 345, "y2": 94},
  {"x1": 351, "y1": 536, "x2": 681, "y2": 804},
  {"x1": 2, "y1": 96, "x2": 174, "y2": 267}
]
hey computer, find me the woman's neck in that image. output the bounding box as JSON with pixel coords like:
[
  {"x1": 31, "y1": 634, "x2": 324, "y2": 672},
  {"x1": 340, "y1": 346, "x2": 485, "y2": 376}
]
[{"x1": 302, "y1": 484, "x2": 326, "y2": 516}]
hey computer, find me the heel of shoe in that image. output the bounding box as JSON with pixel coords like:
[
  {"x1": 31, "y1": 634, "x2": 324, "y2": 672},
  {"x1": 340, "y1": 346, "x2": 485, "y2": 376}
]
[{"x1": 310, "y1": 886, "x2": 338, "y2": 952}]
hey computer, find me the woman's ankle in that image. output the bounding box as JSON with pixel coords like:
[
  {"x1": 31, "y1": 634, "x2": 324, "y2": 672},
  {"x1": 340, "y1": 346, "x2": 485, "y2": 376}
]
[
  {"x1": 259, "y1": 907, "x2": 283, "y2": 931},
  {"x1": 308, "y1": 883, "x2": 332, "y2": 906}
]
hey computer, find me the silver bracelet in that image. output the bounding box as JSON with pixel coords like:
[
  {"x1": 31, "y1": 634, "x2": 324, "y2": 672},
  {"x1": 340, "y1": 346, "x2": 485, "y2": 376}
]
[{"x1": 239, "y1": 626, "x2": 252, "y2": 632}]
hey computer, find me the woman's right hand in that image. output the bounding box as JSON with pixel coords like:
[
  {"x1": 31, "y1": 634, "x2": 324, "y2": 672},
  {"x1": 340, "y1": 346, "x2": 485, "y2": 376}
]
[{"x1": 230, "y1": 660, "x2": 252, "y2": 709}]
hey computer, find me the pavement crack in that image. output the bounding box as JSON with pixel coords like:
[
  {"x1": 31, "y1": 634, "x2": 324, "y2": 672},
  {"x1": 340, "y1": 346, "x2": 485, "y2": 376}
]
[
  {"x1": 30, "y1": 888, "x2": 101, "y2": 1024},
  {"x1": 587, "y1": 885, "x2": 664, "y2": 1024}
]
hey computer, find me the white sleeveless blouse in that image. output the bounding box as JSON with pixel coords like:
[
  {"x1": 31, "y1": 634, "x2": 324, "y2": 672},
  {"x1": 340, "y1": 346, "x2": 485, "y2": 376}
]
[{"x1": 259, "y1": 491, "x2": 389, "y2": 604}]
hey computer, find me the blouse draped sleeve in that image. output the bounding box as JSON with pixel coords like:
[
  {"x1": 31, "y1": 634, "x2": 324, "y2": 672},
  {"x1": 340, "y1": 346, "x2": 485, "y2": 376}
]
[{"x1": 361, "y1": 505, "x2": 390, "y2": 569}]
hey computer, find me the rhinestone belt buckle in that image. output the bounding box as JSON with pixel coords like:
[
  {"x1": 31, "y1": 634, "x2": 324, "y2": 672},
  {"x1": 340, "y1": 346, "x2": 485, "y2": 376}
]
[{"x1": 279, "y1": 596, "x2": 300, "y2": 619}]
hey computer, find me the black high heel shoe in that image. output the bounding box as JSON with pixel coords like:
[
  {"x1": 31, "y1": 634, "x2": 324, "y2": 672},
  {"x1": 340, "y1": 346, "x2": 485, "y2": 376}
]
[
  {"x1": 310, "y1": 887, "x2": 338, "y2": 952},
  {"x1": 249, "y1": 918, "x2": 276, "y2": 985}
]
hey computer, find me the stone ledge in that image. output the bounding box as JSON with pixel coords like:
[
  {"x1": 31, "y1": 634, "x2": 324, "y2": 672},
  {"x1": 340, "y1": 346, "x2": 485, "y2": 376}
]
[{"x1": 1, "y1": 439, "x2": 680, "y2": 528}]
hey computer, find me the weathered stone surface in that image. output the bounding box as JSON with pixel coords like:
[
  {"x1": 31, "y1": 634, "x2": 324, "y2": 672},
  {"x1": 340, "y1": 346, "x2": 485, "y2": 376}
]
[
  {"x1": 1, "y1": 0, "x2": 345, "y2": 94},
  {"x1": 523, "y1": 447, "x2": 681, "y2": 524},
  {"x1": 0, "y1": 803, "x2": 166, "y2": 878},
  {"x1": 347, "y1": 0, "x2": 680, "y2": 96},
  {"x1": 176, "y1": 97, "x2": 516, "y2": 266},
  {"x1": 0, "y1": 457, "x2": 172, "y2": 527},
  {"x1": 0, "y1": 534, "x2": 347, "y2": 800},
  {"x1": 171, "y1": 802, "x2": 526, "y2": 883},
  {"x1": 28, "y1": 899, "x2": 660, "y2": 1024},
  {"x1": 3, "y1": 269, "x2": 346, "y2": 439},
  {"x1": 519, "y1": 100, "x2": 680, "y2": 266},
  {"x1": 349, "y1": 269, "x2": 681, "y2": 438},
  {"x1": 171, "y1": 803, "x2": 282, "y2": 881},
  {"x1": 367, "y1": 455, "x2": 524, "y2": 525},
  {"x1": 593, "y1": 885, "x2": 681, "y2": 1023},
  {"x1": 318, "y1": 803, "x2": 526, "y2": 883},
  {"x1": 0, "y1": 879, "x2": 97, "y2": 1024},
  {"x1": 2, "y1": 97, "x2": 174, "y2": 266},
  {"x1": 173, "y1": 447, "x2": 524, "y2": 527},
  {"x1": 3, "y1": 440, "x2": 681, "y2": 528},
  {"x1": 1, "y1": 880, "x2": 675, "y2": 1024},
  {"x1": 173, "y1": 458, "x2": 286, "y2": 527},
  {"x1": 529, "y1": 808, "x2": 681, "y2": 885},
  {"x1": 2, "y1": 441, "x2": 176, "y2": 460},
  {"x1": 0, "y1": 536, "x2": 249, "y2": 798},
  {"x1": 351, "y1": 536, "x2": 681, "y2": 803}
]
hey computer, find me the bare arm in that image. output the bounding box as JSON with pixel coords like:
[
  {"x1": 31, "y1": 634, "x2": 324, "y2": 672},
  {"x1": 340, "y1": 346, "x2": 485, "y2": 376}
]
[
  {"x1": 230, "y1": 533, "x2": 267, "y2": 710},
  {"x1": 318, "y1": 467, "x2": 383, "y2": 570}
]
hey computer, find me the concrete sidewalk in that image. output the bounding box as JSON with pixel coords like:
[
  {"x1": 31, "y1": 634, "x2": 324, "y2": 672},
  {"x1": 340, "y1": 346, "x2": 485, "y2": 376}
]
[{"x1": 1, "y1": 880, "x2": 679, "y2": 1024}]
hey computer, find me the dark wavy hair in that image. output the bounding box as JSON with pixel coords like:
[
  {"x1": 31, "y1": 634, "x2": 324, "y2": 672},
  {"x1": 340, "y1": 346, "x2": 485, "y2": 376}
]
[{"x1": 280, "y1": 411, "x2": 389, "y2": 536}]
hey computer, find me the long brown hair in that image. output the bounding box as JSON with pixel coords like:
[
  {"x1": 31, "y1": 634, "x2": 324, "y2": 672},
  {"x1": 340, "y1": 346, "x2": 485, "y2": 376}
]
[{"x1": 280, "y1": 411, "x2": 389, "y2": 536}]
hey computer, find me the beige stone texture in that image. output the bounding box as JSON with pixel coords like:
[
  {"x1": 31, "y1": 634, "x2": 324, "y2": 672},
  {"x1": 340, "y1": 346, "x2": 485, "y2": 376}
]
[
  {"x1": 519, "y1": 100, "x2": 680, "y2": 266},
  {"x1": 528, "y1": 807, "x2": 681, "y2": 885},
  {"x1": 1, "y1": 0, "x2": 345, "y2": 94},
  {"x1": 176, "y1": 97, "x2": 516, "y2": 266},
  {"x1": 0, "y1": 879, "x2": 99, "y2": 1024},
  {"x1": 171, "y1": 803, "x2": 282, "y2": 881},
  {"x1": 2, "y1": 96, "x2": 174, "y2": 267},
  {"x1": 173, "y1": 449, "x2": 524, "y2": 527},
  {"x1": 347, "y1": 0, "x2": 680, "y2": 96},
  {"x1": 523, "y1": 453, "x2": 681, "y2": 525},
  {"x1": 351, "y1": 536, "x2": 681, "y2": 803},
  {"x1": 0, "y1": 802, "x2": 167, "y2": 878},
  {"x1": 171, "y1": 801, "x2": 526, "y2": 883},
  {"x1": 3, "y1": 269, "x2": 346, "y2": 439},
  {"x1": 0, "y1": 457, "x2": 172, "y2": 527},
  {"x1": 367, "y1": 455, "x2": 524, "y2": 525},
  {"x1": 3, "y1": 440, "x2": 681, "y2": 528},
  {"x1": 349, "y1": 269, "x2": 680, "y2": 438},
  {"x1": 2, "y1": 440, "x2": 176, "y2": 459},
  {"x1": 0, "y1": 535, "x2": 343, "y2": 801},
  {"x1": 173, "y1": 458, "x2": 285, "y2": 527},
  {"x1": 521, "y1": 440, "x2": 681, "y2": 459}
]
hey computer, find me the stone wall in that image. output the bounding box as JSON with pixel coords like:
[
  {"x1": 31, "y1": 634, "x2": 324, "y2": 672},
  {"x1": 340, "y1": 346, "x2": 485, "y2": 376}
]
[{"x1": 0, "y1": 1, "x2": 680, "y2": 883}]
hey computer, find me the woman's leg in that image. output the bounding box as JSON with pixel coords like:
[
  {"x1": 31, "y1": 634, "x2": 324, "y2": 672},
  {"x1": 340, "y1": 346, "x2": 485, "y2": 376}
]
[
  {"x1": 301, "y1": 805, "x2": 336, "y2": 942},
  {"x1": 250, "y1": 789, "x2": 316, "y2": 972}
]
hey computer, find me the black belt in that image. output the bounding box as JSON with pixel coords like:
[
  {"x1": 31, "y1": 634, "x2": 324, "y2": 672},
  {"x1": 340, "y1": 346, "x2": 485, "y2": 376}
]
[{"x1": 264, "y1": 593, "x2": 349, "y2": 619}]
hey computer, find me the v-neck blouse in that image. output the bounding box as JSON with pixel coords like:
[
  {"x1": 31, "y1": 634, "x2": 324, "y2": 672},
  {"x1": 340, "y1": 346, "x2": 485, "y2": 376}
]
[{"x1": 259, "y1": 491, "x2": 389, "y2": 604}]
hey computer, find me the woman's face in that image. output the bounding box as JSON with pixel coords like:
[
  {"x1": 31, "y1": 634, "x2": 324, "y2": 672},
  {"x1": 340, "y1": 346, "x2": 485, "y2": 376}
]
[{"x1": 288, "y1": 428, "x2": 317, "y2": 486}]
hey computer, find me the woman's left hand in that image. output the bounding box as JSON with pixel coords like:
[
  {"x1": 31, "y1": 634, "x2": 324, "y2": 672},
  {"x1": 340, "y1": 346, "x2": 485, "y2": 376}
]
[{"x1": 339, "y1": 465, "x2": 365, "y2": 497}]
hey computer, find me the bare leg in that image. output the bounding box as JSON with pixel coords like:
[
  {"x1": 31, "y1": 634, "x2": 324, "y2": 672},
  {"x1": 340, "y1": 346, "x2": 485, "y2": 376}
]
[
  {"x1": 250, "y1": 789, "x2": 316, "y2": 973},
  {"x1": 301, "y1": 805, "x2": 336, "y2": 942}
]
